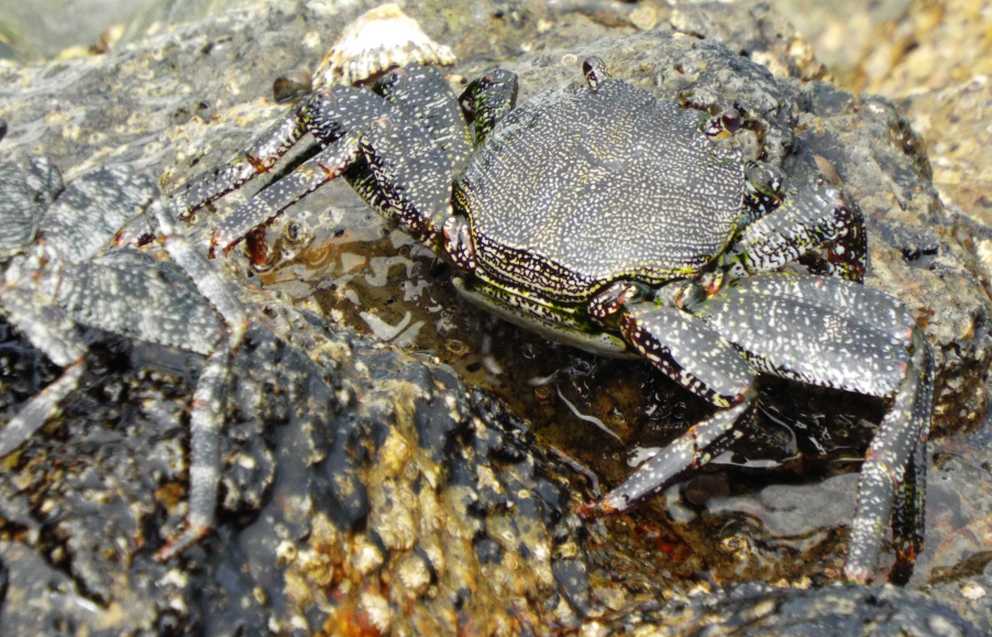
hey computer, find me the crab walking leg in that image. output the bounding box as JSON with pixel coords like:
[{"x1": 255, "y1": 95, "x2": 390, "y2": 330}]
[
  {"x1": 594, "y1": 303, "x2": 759, "y2": 511},
  {"x1": 154, "y1": 202, "x2": 248, "y2": 343},
  {"x1": 154, "y1": 345, "x2": 230, "y2": 561},
  {"x1": 620, "y1": 305, "x2": 755, "y2": 405},
  {"x1": 0, "y1": 283, "x2": 88, "y2": 456},
  {"x1": 58, "y1": 257, "x2": 229, "y2": 360},
  {"x1": 698, "y1": 274, "x2": 931, "y2": 579},
  {"x1": 178, "y1": 83, "x2": 455, "y2": 254},
  {"x1": 210, "y1": 138, "x2": 361, "y2": 255},
  {"x1": 599, "y1": 400, "x2": 752, "y2": 511},
  {"x1": 706, "y1": 275, "x2": 916, "y2": 349},
  {"x1": 171, "y1": 114, "x2": 307, "y2": 219},
  {"x1": 888, "y1": 436, "x2": 927, "y2": 584},
  {"x1": 700, "y1": 279, "x2": 910, "y2": 398},
  {"x1": 886, "y1": 330, "x2": 932, "y2": 579},
  {"x1": 169, "y1": 79, "x2": 412, "y2": 223},
  {"x1": 153, "y1": 202, "x2": 249, "y2": 558},
  {"x1": 846, "y1": 331, "x2": 933, "y2": 582},
  {"x1": 0, "y1": 362, "x2": 85, "y2": 457},
  {"x1": 372, "y1": 65, "x2": 472, "y2": 170},
  {"x1": 57, "y1": 243, "x2": 240, "y2": 560},
  {"x1": 727, "y1": 179, "x2": 868, "y2": 282},
  {"x1": 891, "y1": 413, "x2": 929, "y2": 571}
]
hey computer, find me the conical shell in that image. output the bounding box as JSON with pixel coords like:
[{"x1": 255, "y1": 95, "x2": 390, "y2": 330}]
[{"x1": 313, "y1": 4, "x2": 455, "y2": 88}]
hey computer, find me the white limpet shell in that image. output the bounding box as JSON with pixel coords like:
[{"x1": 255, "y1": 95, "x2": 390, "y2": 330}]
[{"x1": 313, "y1": 3, "x2": 456, "y2": 89}]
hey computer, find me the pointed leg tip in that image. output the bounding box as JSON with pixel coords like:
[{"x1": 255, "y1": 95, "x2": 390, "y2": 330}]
[
  {"x1": 579, "y1": 495, "x2": 624, "y2": 519},
  {"x1": 577, "y1": 500, "x2": 600, "y2": 519},
  {"x1": 208, "y1": 230, "x2": 240, "y2": 260},
  {"x1": 207, "y1": 232, "x2": 219, "y2": 260},
  {"x1": 154, "y1": 523, "x2": 211, "y2": 562},
  {"x1": 843, "y1": 563, "x2": 872, "y2": 585}
]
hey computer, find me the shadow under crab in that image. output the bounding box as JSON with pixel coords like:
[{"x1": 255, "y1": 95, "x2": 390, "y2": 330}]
[{"x1": 168, "y1": 12, "x2": 933, "y2": 583}]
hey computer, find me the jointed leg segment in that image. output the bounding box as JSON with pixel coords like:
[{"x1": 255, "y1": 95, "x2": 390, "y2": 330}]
[
  {"x1": 209, "y1": 137, "x2": 362, "y2": 256},
  {"x1": 596, "y1": 274, "x2": 931, "y2": 582},
  {"x1": 171, "y1": 114, "x2": 307, "y2": 221},
  {"x1": 727, "y1": 179, "x2": 868, "y2": 282},
  {"x1": 173, "y1": 78, "x2": 457, "y2": 256},
  {"x1": 590, "y1": 298, "x2": 759, "y2": 512},
  {"x1": 845, "y1": 329, "x2": 932, "y2": 582}
]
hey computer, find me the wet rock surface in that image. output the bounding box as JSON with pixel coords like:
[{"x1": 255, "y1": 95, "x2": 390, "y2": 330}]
[
  {"x1": 780, "y1": 0, "x2": 992, "y2": 336},
  {"x1": 1, "y1": 0, "x2": 991, "y2": 634}
]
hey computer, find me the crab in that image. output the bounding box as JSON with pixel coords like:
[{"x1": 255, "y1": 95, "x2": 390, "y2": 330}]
[
  {"x1": 167, "y1": 6, "x2": 933, "y2": 582},
  {"x1": 0, "y1": 157, "x2": 249, "y2": 560}
]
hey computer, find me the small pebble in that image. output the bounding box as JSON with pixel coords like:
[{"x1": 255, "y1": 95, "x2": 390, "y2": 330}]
[
  {"x1": 961, "y1": 581, "x2": 986, "y2": 601},
  {"x1": 629, "y1": 5, "x2": 659, "y2": 31}
]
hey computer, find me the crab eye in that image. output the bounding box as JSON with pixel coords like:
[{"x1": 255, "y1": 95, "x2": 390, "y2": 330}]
[
  {"x1": 581, "y1": 56, "x2": 609, "y2": 91},
  {"x1": 720, "y1": 108, "x2": 741, "y2": 133},
  {"x1": 459, "y1": 94, "x2": 476, "y2": 118},
  {"x1": 287, "y1": 222, "x2": 302, "y2": 241}
]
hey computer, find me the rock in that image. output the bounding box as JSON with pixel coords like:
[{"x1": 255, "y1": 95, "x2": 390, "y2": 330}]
[{"x1": 604, "y1": 582, "x2": 983, "y2": 636}]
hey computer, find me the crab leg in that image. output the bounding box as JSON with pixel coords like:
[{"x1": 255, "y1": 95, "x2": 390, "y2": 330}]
[
  {"x1": 726, "y1": 179, "x2": 867, "y2": 282},
  {"x1": 620, "y1": 304, "x2": 754, "y2": 405},
  {"x1": 699, "y1": 277, "x2": 910, "y2": 398},
  {"x1": 210, "y1": 137, "x2": 361, "y2": 255},
  {"x1": 702, "y1": 274, "x2": 915, "y2": 343},
  {"x1": 592, "y1": 302, "x2": 759, "y2": 511},
  {"x1": 845, "y1": 330, "x2": 932, "y2": 582},
  {"x1": 0, "y1": 278, "x2": 88, "y2": 457},
  {"x1": 697, "y1": 274, "x2": 931, "y2": 580},
  {"x1": 372, "y1": 65, "x2": 472, "y2": 170},
  {"x1": 599, "y1": 273, "x2": 931, "y2": 580},
  {"x1": 169, "y1": 74, "x2": 426, "y2": 224},
  {"x1": 56, "y1": 236, "x2": 242, "y2": 560},
  {"x1": 0, "y1": 359, "x2": 84, "y2": 457},
  {"x1": 152, "y1": 203, "x2": 250, "y2": 559},
  {"x1": 891, "y1": 417, "x2": 928, "y2": 577},
  {"x1": 154, "y1": 345, "x2": 230, "y2": 561},
  {"x1": 208, "y1": 88, "x2": 453, "y2": 254},
  {"x1": 599, "y1": 400, "x2": 753, "y2": 511},
  {"x1": 171, "y1": 114, "x2": 306, "y2": 219},
  {"x1": 153, "y1": 202, "x2": 247, "y2": 340}
]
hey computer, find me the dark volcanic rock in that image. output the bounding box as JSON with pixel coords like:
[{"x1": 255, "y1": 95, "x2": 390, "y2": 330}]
[{"x1": 1, "y1": 0, "x2": 990, "y2": 635}]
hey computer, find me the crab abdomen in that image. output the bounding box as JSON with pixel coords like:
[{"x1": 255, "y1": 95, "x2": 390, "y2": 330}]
[{"x1": 457, "y1": 78, "x2": 744, "y2": 301}]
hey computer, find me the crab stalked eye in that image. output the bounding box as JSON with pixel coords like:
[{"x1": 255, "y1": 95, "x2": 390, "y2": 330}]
[
  {"x1": 720, "y1": 107, "x2": 741, "y2": 133},
  {"x1": 581, "y1": 56, "x2": 610, "y2": 91}
]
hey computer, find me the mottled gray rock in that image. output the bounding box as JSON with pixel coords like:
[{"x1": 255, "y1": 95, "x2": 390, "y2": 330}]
[{"x1": 609, "y1": 582, "x2": 983, "y2": 636}]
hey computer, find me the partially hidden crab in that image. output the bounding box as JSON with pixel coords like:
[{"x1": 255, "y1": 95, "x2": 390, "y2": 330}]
[
  {"x1": 0, "y1": 158, "x2": 248, "y2": 560},
  {"x1": 168, "y1": 5, "x2": 933, "y2": 582}
]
